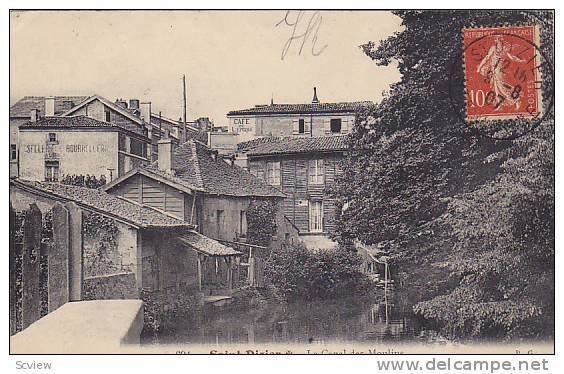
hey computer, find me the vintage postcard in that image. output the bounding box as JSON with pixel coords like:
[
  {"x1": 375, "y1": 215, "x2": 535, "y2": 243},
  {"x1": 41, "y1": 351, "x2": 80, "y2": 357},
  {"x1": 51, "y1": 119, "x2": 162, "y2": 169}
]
[{"x1": 7, "y1": 8, "x2": 555, "y2": 360}]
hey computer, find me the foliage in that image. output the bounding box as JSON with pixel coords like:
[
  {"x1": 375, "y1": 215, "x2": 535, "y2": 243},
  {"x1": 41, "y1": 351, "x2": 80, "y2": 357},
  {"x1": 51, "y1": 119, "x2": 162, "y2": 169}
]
[
  {"x1": 246, "y1": 199, "x2": 278, "y2": 247},
  {"x1": 264, "y1": 244, "x2": 371, "y2": 301},
  {"x1": 61, "y1": 174, "x2": 107, "y2": 189},
  {"x1": 83, "y1": 212, "x2": 121, "y2": 277},
  {"x1": 331, "y1": 10, "x2": 554, "y2": 339},
  {"x1": 140, "y1": 287, "x2": 202, "y2": 338}
]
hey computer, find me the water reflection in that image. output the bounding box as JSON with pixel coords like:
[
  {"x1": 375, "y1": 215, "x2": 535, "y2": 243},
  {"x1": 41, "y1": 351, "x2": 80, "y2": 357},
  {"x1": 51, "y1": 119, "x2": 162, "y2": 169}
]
[{"x1": 143, "y1": 294, "x2": 444, "y2": 346}]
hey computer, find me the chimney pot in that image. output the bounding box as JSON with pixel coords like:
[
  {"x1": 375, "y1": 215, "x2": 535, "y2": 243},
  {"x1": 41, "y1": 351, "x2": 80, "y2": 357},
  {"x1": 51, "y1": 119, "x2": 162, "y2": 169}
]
[{"x1": 312, "y1": 87, "x2": 319, "y2": 104}]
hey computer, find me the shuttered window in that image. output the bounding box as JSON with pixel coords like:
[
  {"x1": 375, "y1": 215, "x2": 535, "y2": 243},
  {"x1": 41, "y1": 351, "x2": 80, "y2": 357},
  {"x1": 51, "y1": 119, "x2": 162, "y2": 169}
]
[
  {"x1": 266, "y1": 161, "x2": 281, "y2": 185},
  {"x1": 309, "y1": 201, "x2": 323, "y2": 232},
  {"x1": 308, "y1": 159, "x2": 324, "y2": 184}
]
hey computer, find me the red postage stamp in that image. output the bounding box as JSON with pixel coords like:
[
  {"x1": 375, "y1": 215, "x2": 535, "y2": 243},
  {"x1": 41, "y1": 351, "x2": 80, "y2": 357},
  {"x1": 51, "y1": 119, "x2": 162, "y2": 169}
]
[{"x1": 463, "y1": 25, "x2": 542, "y2": 121}]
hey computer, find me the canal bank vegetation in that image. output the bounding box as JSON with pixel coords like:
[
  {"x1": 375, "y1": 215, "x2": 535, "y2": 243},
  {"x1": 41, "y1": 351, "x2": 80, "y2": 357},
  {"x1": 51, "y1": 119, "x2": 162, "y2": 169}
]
[
  {"x1": 264, "y1": 244, "x2": 373, "y2": 301},
  {"x1": 331, "y1": 10, "x2": 554, "y2": 340}
]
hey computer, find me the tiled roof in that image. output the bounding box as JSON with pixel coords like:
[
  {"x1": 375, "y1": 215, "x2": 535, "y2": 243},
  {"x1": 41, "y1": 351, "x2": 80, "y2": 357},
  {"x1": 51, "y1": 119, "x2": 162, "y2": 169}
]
[
  {"x1": 11, "y1": 179, "x2": 192, "y2": 229},
  {"x1": 61, "y1": 95, "x2": 145, "y2": 126},
  {"x1": 19, "y1": 115, "x2": 147, "y2": 138},
  {"x1": 10, "y1": 96, "x2": 88, "y2": 118},
  {"x1": 144, "y1": 140, "x2": 285, "y2": 198},
  {"x1": 241, "y1": 135, "x2": 350, "y2": 156},
  {"x1": 178, "y1": 232, "x2": 241, "y2": 256},
  {"x1": 228, "y1": 101, "x2": 373, "y2": 116}
]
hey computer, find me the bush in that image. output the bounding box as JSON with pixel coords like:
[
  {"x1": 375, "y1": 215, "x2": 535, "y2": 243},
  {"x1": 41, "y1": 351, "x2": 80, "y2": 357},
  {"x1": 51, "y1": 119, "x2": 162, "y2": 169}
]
[{"x1": 264, "y1": 245, "x2": 371, "y2": 301}]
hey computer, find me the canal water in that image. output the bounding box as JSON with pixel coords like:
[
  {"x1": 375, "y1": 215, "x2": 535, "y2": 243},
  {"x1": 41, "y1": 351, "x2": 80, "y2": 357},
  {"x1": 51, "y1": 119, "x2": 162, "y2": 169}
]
[{"x1": 142, "y1": 293, "x2": 446, "y2": 346}]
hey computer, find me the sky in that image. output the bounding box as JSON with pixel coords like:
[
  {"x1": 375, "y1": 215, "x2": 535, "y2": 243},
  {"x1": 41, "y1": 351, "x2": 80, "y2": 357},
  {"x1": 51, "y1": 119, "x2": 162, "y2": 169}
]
[{"x1": 10, "y1": 10, "x2": 402, "y2": 125}]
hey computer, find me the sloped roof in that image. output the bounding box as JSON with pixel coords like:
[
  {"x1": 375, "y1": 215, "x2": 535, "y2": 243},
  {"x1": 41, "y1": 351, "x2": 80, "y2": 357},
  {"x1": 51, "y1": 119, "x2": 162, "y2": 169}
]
[
  {"x1": 61, "y1": 95, "x2": 145, "y2": 126},
  {"x1": 11, "y1": 179, "x2": 191, "y2": 229},
  {"x1": 19, "y1": 115, "x2": 148, "y2": 138},
  {"x1": 177, "y1": 232, "x2": 241, "y2": 257},
  {"x1": 241, "y1": 135, "x2": 350, "y2": 156},
  {"x1": 150, "y1": 140, "x2": 285, "y2": 197},
  {"x1": 228, "y1": 101, "x2": 373, "y2": 116},
  {"x1": 104, "y1": 140, "x2": 285, "y2": 198},
  {"x1": 10, "y1": 96, "x2": 88, "y2": 118}
]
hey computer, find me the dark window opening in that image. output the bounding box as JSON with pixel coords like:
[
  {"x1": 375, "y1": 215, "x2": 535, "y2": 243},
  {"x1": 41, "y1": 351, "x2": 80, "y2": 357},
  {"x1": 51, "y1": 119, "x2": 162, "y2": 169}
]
[
  {"x1": 10, "y1": 144, "x2": 17, "y2": 160},
  {"x1": 298, "y1": 119, "x2": 305, "y2": 134},
  {"x1": 330, "y1": 119, "x2": 342, "y2": 134},
  {"x1": 45, "y1": 161, "x2": 60, "y2": 182},
  {"x1": 48, "y1": 133, "x2": 58, "y2": 143},
  {"x1": 105, "y1": 110, "x2": 111, "y2": 122}
]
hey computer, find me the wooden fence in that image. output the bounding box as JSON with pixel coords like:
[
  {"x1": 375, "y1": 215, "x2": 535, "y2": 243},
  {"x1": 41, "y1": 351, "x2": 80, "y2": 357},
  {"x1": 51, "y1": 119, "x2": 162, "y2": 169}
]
[
  {"x1": 9, "y1": 202, "x2": 84, "y2": 335},
  {"x1": 218, "y1": 240, "x2": 267, "y2": 288}
]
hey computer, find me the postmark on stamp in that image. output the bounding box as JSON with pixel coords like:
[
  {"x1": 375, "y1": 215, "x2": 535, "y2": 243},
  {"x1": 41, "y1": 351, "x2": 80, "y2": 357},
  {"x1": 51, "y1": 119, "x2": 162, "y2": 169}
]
[{"x1": 463, "y1": 25, "x2": 542, "y2": 122}]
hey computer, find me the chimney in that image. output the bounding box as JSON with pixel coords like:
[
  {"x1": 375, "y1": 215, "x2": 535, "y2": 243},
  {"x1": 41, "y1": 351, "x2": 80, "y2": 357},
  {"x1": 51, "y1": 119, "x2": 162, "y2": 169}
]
[
  {"x1": 30, "y1": 109, "x2": 39, "y2": 122},
  {"x1": 115, "y1": 98, "x2": 128, "y2": 109},
  {"x1": 140, "y1": 102, "x2": 151, "y2": 123},
  {"x1": 312, "y1": 87, "x2": 319, "y2": 104},
  {"x1": 45, "y1": 96, "x2": 55, "y2": 116},
  {"x1": 129, "y1": 99, "x2": 140, "y2": 110},
  {"x1": 157, "y1": 137, "x2": 174, "y2": 173}
]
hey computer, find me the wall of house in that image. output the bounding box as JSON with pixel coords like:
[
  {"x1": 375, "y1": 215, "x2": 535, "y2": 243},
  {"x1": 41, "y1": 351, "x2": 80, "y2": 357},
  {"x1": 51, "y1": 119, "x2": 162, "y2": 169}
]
[
  {"x1": 18, "y1": 130, "x2": 119, "y2": 182},
  {"x1": 139, "y1": 230, "x2": 199, "y2": 293},
  {"x1": 228, "y1": 113, "x2": 355, "y2": 141},
  {"x1": 9, "y1": 118, "x2": 28, "y2": 177},
  {"x1": 199, "y1": 195, "x2": 251, "y2": 242},
  {"x1": 110, "y1": 174, "x2": 187, "y2": 220},
  {"x1": 248, "y1": 152, "x2": 344, "y2": 249}
]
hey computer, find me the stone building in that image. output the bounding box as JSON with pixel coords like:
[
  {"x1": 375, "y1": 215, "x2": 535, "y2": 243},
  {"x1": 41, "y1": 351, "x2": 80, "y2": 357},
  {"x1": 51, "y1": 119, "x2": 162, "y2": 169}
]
[
  {"x1": 9, "y1": 96, "x2": 88, "y2": 177},
  {"x1": 239, "y1": 135, "x2": 349, "y2": 249},
  {"x1": 17, "y1": 116, "x2": 149, "y2": 182},
  {"x1": 10, "y1": 178, "x2": 241, "y2": 300},
  {"x1": 102, "y1": 139, "x2": 297, "y2": 247},
  {"x1": 226, "y1": 87, "x2": 372, "y2": 142}
]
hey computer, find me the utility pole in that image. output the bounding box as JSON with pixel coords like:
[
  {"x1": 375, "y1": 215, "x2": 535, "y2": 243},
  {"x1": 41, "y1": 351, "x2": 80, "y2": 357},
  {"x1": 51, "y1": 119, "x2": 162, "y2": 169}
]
[{"x1": 182, "y1": 74, "x2": 187, "y2": 143}]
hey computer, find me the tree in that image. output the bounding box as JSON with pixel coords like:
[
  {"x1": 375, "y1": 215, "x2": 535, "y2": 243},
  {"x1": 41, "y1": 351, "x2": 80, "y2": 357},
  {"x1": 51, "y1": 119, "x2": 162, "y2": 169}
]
[{"x1": 331, "y1": 10, "x2": 554, "y2": 339}]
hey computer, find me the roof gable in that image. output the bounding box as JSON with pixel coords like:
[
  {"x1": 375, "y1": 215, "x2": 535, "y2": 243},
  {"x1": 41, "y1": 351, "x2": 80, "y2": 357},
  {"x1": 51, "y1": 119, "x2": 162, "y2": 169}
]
[{"x1": 61, "y1": 95, "x2": 145, "y2": 126}]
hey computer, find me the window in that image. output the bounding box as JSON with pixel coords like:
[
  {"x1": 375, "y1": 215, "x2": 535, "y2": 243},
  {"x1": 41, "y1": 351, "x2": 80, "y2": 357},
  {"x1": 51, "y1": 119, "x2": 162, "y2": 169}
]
[
  {"x1": 239, "y1": 211, "x2": 247, "y2": 237},
  {"x1": 10, "y1": 144, "x2": 16, "y2": 160},
  {"x1": 308, "y1": 159, "x2": 324, "y2": 184},
  {"x1": 48, "y1": 133, "x2": 58, "y2": 143},
  {"x1": 330, "y1": 118, "x2": 342, "y2": 134},
  {"x1": 216, "y1": 210, "x2": 225, "y2": 237},
  {"x1": 309, "y1": 201, "x2": 323, "y2": 232},
  {"x1": 44, "y1": 161, "x2": 60, "y2": 182},
  {"x1": 105, "y1": 110, "x2": 111, "y2": 122},
  {"x1": 266, "y1": 161, "x2": 281, "y2": 185},
  {"x1": 298, "y1": 119, "x2": 305, "y2": 134}
]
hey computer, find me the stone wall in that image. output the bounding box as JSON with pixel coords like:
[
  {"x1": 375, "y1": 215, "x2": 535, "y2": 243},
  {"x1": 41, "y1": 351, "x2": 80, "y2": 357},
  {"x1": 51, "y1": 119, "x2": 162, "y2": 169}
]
[{"x1": 83, "y1": 272, "x2": 138, "y2": 300}]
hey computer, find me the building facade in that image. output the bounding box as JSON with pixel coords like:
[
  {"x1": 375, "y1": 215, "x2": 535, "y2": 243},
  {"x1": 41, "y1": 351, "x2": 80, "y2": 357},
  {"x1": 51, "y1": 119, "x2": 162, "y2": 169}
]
[
  {"x1": 18, "y1": 116, "x2": 149, "y2": 182},
  {"x1": 9, "y1": 96, "x2": 88, "y2": 177},
  {"x1": 240, "y1": 136, "x2": 348, "y2": 249},
  {"x1": 102, "y1": 139, "x2": 298, "y2": 247},
  {"x1": 227, "y1": 88, "x2": 372, "y2": 142}
]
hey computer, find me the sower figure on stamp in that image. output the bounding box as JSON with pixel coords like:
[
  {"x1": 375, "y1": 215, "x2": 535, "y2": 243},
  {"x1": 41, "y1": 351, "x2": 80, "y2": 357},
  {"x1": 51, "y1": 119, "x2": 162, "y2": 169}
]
[{"x1": 477, "y1": 35, "x2": 525, "y2": 110}]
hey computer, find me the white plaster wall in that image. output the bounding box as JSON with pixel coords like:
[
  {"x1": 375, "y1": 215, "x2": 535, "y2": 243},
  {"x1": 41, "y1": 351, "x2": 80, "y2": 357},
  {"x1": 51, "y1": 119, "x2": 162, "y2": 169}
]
[{"x1": 18, "y1": 130, "x2": 119, "y2": 181}]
